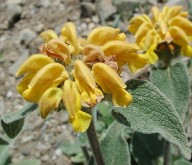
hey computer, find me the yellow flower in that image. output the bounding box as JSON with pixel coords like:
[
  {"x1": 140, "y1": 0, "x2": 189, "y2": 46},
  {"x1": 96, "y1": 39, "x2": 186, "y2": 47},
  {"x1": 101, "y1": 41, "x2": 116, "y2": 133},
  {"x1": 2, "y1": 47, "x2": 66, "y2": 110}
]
[
  {"x1": 17, "y1": 22, "x2": 147, "y2": 132},
  {"x1": 63, "y1": 80, "x2": 92, "y2": 132},
  {"x1": 128, "y1": 5, "x2": 192, "y2": 63},
  {"x1": 92, "y1": 63, "x2": 133, "y2": 106},
  {"x1": 17, "y1": 54, "x2": 68, "y2": 103}
]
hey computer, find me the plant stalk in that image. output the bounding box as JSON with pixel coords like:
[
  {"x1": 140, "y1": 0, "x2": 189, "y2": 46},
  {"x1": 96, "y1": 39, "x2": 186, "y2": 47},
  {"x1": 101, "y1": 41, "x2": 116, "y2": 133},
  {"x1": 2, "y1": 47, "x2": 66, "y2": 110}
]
[
  {"x1": 85, "y1": 109, "x2": 105, "y2": 165},
  {"x1": 163, "y1": 141, "x2": 170, "y2": 165}
]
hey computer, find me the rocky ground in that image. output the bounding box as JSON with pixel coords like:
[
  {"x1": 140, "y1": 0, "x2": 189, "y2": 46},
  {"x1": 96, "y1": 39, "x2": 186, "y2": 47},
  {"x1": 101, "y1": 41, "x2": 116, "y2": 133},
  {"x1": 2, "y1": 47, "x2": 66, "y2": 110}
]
[{"x1": 0, "y1": 0, "x2": 190, "y2": 165}]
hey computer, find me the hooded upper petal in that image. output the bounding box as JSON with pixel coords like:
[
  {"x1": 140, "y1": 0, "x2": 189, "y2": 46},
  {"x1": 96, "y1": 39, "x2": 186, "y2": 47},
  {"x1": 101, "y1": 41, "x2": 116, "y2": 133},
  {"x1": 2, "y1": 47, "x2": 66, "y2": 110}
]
[
  {"x1": 61, "y1": 22, "x2": 80, "y2": 54},
  {"x1": 92, "y1": 63, "x2": 132, "y2": 106},
  {"x1": 16, "y1": 54, "x2": 54, "y2": 76},
  {"x1": 87, "y1": 26, "x2": 126, "y2": 46}
]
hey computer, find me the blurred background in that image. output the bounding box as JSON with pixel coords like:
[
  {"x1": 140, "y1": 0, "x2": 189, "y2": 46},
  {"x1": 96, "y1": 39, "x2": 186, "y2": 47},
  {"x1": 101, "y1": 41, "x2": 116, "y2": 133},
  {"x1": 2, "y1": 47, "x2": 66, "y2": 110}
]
[{"x1": 0, "y1": 0, "x2": 191, "y2": 165}]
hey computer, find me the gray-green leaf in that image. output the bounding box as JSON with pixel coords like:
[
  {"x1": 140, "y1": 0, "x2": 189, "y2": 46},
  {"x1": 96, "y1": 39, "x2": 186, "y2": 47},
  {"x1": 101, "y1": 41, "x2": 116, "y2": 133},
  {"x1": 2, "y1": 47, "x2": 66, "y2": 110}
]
[
  {"x1": 0, "y1": 136, "x2": 9, "y2": 145},
  {"x1": 112, "y1": 79, "x2": 191, "y2": 159},
  {"x1": 150, "y1": 62, "x2": 190, "y2": 119},
  {"x1": 0, "y1": 145, "x2": 9, "y2": 165},
  {"x1": 174, "y1": 159, "x2": 192, "y2": 165},
  {"x1": 1, "y1": 103, "x2": 37, "y2": 138},
  {"x1": 131, "y1": 133, "x2": 164, "y2": 165},
  {"x1": 100, "y1": 121, "x2": 131, "y2": 165}
]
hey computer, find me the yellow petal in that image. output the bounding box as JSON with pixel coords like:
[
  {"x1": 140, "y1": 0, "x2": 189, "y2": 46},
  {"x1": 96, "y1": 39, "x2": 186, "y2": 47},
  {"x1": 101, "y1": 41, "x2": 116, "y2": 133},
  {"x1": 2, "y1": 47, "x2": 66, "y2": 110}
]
[
  {"x1": 135, "y1": 22, "x2": 153, "y2": 43},
  {"x1": 63, "y1": 80, "x2": 81, "y2": 117},
  {"x1": 22, "y1": 63, "x2": 68, "y2": 103},
  {"x1": 182, "y1": 45, "x2": 192, "y2": 57},
  {"x1": 144, "y1": 29, "x2": 158, "y2": 50},
  {"x1": 169, "y1": 26, "x2": 190, "y2": 46},
  {"x1": 29, "y1": 63, "x2": 68, "y2": 89},
  {"x1": 46, "y1": 39, "x2": 71, "y2": 64},
  {"x1": 16, "y1": 54, "x2": 54, "y2": 76},
  {"x1": 103, "y1": 40, "x2": 139, "y2": 60},
  {"x1": 92, "y1": 63, "x2": 126, "y2": 93},
  {"x1": 128, "y1": 15, "x2": 151, "y2": 34},
  {"x1": 146, "y1": 45, "x2": 158, "y2": 64},
  {"x1": 81, "y1": 88, "x2": 104, "y2": 107},
  {"x1": 166, "y1": 6, "x2": 182, "y2": 21},
  {"x1": 112, "y1": 88, "x2": 132, "y2": 107},
  {"x1": 17, "y1": 72, "x2": 36, "y2": 95},
  {"x1": 169, "y1": 16, "x2": 192, "y2": 35},
  {"x1": 92, "y1": 63, "x2": 133, "y2": 106},
  {"x1": 151, "y1": 6, "x2": 160, "y2": 22},
  {"x1": 102, "y1": 40, "x2": 147, "y2": 71},
  {"x1": 61, "y1": 22, "x2": 80, "y2": 54},
  {"x1": 70, "y1": 110, "x2": 92, "y2": 132},
  {"x1": 74, "y1": 60, "x2": 96, "y2": 94},
  {"x1": 87, "y1": 26, "x2": 126, "y2": 46},
  {"x1": 40, "y1": 30, "x2": 58, "y2": 43},
  {"x1": 127, "y1": 54, "x2": 148, "y2": 73},
  {"x1": 39, "y1": 87, "x2": 63, "y2": 118},
  {"x1": 179, "y1": 12, "x2": 188, "y2": 18}
]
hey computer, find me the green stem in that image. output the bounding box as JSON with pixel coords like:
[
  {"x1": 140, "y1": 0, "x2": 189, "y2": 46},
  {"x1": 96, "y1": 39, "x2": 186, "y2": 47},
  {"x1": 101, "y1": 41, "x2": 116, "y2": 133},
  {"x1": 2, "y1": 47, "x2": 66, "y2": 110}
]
[
  {"x1": 163, "y1": 141, "x2": 170, "y2": 165},
  {"x1": 85, "y1": 109, "x2": 105, "y2": 165}
]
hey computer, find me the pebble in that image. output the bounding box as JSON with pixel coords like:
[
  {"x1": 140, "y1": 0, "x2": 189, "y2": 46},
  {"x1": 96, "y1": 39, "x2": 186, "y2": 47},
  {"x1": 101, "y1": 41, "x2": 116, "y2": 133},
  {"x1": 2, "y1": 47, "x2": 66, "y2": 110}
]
[
  {"x1": 55, "y1": 148, "x2": 62, "y2": 157},
  {"x1": 6, "y1": 2, "x2": 22, "y2": 25},
  {"x1": 19, "y1": 28, "x2": 37, "y2": 45},
  {"x1": 0, "y1": 97, "x2": 5, "y2": 115},
  {"x1": 96, "y1": 0, "x2": 116, "y2": 23},
  {"x1": 8, "y1": 49, "x2": 29, "y2": 76},
  {"x1": 6, "y1": 90, "x2": 13, "y2": 98},
  {"x1": 81, "y1": 2, "x2": 95, "y2": 17},
  {"x1": 88, "y1": 22, "x2": 95, "y2": 30},
  {"x1": 41, "y1": 155, "x2": 49, "y2": 162}
]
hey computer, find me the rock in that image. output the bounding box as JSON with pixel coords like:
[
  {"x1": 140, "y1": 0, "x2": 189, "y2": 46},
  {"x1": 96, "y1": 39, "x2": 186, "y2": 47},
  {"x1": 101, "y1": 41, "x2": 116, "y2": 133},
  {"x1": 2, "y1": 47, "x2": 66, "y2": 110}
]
[
  {"x1": 41, "y1": 155, "x2": 49, "y2": 162},
  {"x1": 0, "y1": 19, "x2": 9, "y2": 30},
  {"x1": 6, "y1": 1, "x2": 22, "y2": 27},
  {"x1": 81, "y1": 2, "x2": 96, "y2": 17},
  {"x1": 40, "y1": 0, "x2": 50, "y2": 8},
  {"x1": 113, "y1": 0, "x2": 147, "y2": 18},
  {"x1": 88, "y1": 22, "x2": 95, "y2": 30},
  {"x1": 8, "y1": 49, "x2": 29, "y2": 75},
  {"x1": 6, "y1": 90, "x2": 13, "y2": 98},
  {"x1": 19, "y1": 28, "x2": 37, "y2": 45},
  {"x1": 0, "y1": 97, "x2": 5, "y2": 115},
  {"x1": 96, "y1": 0, "x2": 116, "y2": 23},
  {"x1": 92, "y1": 15, "x2": 99, "y2": 23},
  {"x1": 55, "y1": 148, "x2": 62, "y2": 157},
  {"x1": 6, "y1": 0, "x2": 24, "y2": 5},
  {"x1": 166, "y1": 0, "x2": 188, "y2": 8},
  {"x1": 33, "y1": 23, "x2": 44, "y2": 33},
  {"x1": 21, "y1": 135, "x2": 34, "y2": 143}
]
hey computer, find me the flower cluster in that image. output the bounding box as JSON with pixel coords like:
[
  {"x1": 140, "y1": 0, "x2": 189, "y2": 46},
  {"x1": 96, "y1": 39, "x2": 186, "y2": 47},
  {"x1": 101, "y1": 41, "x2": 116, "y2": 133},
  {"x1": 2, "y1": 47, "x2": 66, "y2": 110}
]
[
  {"x1": 16, "y1": 22, "x2": 148, "y2": 132},
  {"x1": 128, "y1": 6, "x2": 192, "y2": 64}
]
